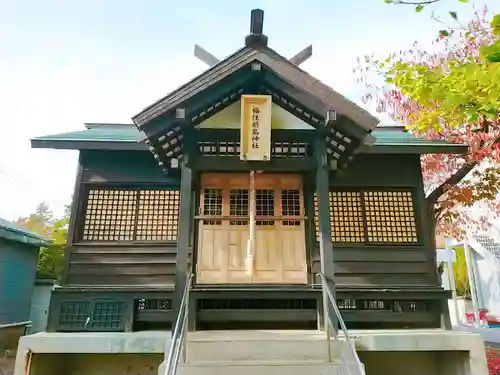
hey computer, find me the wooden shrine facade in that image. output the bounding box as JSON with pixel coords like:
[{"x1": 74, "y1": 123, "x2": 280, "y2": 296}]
[{"x1": 32, "y1": 9, "x2": 469, "y2": 333}]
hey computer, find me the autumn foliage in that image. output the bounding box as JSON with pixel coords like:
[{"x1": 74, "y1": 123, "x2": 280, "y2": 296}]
[
  {"x1": 487, "y1": 348, "x2": 500, "y2": 375},
  {"x1": 356, "y1": 7, "x2": 500, "y2": 238}
]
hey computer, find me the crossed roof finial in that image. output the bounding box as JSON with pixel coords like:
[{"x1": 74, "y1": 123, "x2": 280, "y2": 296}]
[{"x1": 194, "y1": 8, "x2": 312, "y2": 68}]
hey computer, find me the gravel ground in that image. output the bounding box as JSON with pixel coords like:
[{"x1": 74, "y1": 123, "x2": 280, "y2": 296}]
[
  {"x1": 485, "y1": 344, "x2": 500, "y2": 375},
  {"x1": 0, "y1": 357, "x2": 14, "y2": 375}
]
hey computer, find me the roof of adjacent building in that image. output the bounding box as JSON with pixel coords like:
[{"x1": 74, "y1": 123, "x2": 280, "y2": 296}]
[
  {"x1": 0, "y1": 218, "x2": 52, "y2": 247},
  {"x1": 31, "y1": 123, "x2": 468, "y2": 155}
]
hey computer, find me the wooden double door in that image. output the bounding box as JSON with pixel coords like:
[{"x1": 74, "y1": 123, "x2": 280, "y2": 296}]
[{"x1": 196, "y1": 173, "x2": 308, "y2": 284}]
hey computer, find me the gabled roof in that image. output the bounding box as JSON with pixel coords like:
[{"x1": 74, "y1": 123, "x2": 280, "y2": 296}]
[
  {"x1": 29, "y1": 9, "x2": 469, "y2": 174},
  {"x1": 0, "y1": 217, "x2": 51, "y2": 247},
  {"x1": 129, "y1": 9, "x2": 381, "y2": 173},
  {"x1": 31, "y1": 123, "x2": 469, "y2": 155},
  {"x1": 132, "y1": 45, "x2": 379, "y2": 133}
]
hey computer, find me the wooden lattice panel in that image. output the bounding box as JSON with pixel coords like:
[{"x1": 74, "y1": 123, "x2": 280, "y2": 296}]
[
  {"x1": 83, "y1": 189, "x2": 137, "y2": 241},
  {"x1": 329, "y1": 191, "x2": 365, "y2": 243},
  {"x1": 363, "y1": 191, "x2": 418, "y2": 243},
  {"x1": 230, "y1": 189, "x2": 249, "y2": 225},
  {"x1": 136, "y1": 190, "x2": 180, "y2": 241},
  {"x1": 256, "y1": 189, "x2": 275, "y2": 226},
  {"x1": 197, "y1": 140, "x2": 310, "y2": 158},
  {"x1": 82, "y1": 188, "x2": 180, "y2": 242},
  {"x1": 59, "y1": 301, "x2": 91, "y2": 328},
  {"x1": 314, "y1": 192, "x2": 364, "y2": 243},
  {"x1": 202, "y1": 188, "x2": 222, "y2": 225},
  {"x1": 91, "y1": 301, "x2": 125, "y2": 329},
  {"x1": 282, "y1": 189, "x2": 301, "y2": 226},
  {"x1": 314, "y1": 189, "x2": 419, "y2": 244}
]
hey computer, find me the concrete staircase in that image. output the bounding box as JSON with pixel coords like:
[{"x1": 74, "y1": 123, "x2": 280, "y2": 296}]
[{"x1": 162, "y1": 330, "x2": 361, "y2": 375}]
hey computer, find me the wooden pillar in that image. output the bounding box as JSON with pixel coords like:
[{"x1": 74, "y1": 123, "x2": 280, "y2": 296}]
[
  {"x1": 172, "y1": 165, "x2": 193, "y2": 332},
  {"x1": 61, "y1": 153, "x2": 84, "y2": 286},
  {"x1": 314, "y1": 133, "x2": 337, "y2": 331}
]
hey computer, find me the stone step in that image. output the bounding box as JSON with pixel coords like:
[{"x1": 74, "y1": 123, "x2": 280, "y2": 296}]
[
  {"x1": 175, "y1": 359, "x2": 351, "y2": 375},
  {"x1": 185, "y1": 330, "x2": 352, "y2": 362},
  {"x1": 187, "y1": 337, "x2": 348, "y2": 362}
]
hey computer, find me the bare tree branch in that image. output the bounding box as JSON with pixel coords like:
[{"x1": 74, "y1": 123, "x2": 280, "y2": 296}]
[
  {"x1": 427, "y1": 132, "x2": 500, "y2": 204},
  {"x1": 427, "y1": 161, "x2": 476, "y2": 204}
]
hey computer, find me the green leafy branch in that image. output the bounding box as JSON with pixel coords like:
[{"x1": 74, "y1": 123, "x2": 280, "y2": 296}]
[{"x1": 383, "y1": 0, "x2": 500, "y2": 62}]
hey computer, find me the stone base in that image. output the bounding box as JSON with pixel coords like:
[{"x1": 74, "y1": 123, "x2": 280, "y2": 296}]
[
  {"x1": 0, "y1": 325, "x2": 27, "y2": 352},
  {"x1": 13, "y1": 329, "x2": 489, "y2": 375}
]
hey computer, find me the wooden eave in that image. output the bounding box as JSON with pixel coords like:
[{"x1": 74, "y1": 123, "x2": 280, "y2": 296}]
[
  {"x1": 31, "y1": 124, "x2": 468, "y2": 156},
  {"x1": 31, "y1": 139, "x2": 145, "y2": 151},
  {"x1": 30, "y1": 137, "x2": 468, "y2": 155}
]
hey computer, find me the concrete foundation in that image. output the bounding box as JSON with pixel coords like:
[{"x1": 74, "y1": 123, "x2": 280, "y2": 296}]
[{"x1": 13, "y1": 329, "x2": 489, "y2": 375}]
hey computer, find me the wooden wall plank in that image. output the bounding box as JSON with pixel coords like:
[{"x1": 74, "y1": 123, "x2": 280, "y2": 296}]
[
  {"x1": 69, "y1": 264, "x2": 175, "y2": 276},
  {"x1": 80, "y1": 150, "x2": 180, "y2": 184},
  {"x1": 66, "y1": 274, "x2": 174, "y2": 286},
  {"x1": 334, "y1": 262, "x2": 429, "y2": 274},
  {"x1": 70, "y1": 254, "x2": 176, "y2": 264},
  {"x1": 315, "y1": 274, "x2": 432, "y2": 286},
  {"x1": 331, "y1": 154, "x2": 422, "y2": 187},
  {"x1": 66, "y1": 244, "x2": 179, "y2": 286},
  {"x1": 330, "y1": 249, "x2": 427, "y2": 263}
]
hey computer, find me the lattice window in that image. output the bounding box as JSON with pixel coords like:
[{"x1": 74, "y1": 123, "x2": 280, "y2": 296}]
[
  {"x1": 256, "y1": 189, "x2": 274, "y2": 226},
  {"x1": 336, "y1": 299, "x2": 427, "y2": 312},
  {"x1": 230, "y1": 189, "x2": 249, "y2": 225},
  {"x1": 81, "y1": 188, "x2": 180, "y2": 242},
  {"x1": 330, "y1": 191, "x2": 364, "y2": 243},
  {"x1": 83, "y1": 189, "x2": 137, "y2": 241},
  {"x1": 203, "y1": 188, "x2": 222, "y2": 225},
  {"x1": 136, "y1": 298, "x2": 171, "y2": 311},
  {"x1": 314, "y1": 189, "x2": 419, "y2": 244},
  {"x1": 136, "y1": 190, "x2": 180, "y2": 241},
  {"x1": 364, "y1": 191, "x2": 418, "y2": 243},
  {"x1": 314, "y1": 192, "x2": 364, "y2": 243},
  {"x1": 197, "y1": 140, "x2": 310, "y2": 158},
  {"x1": 59, "y1": 301, "x2": 91, "y2": 328},
  {"x1": 92, "y1": 301, "x2": 125, "y2": 329},
  {"x1": 337, "y1": 298, "x2": 357, "y2": 309},
  {"x1": 282, "y1": 189, "x2": 301, "y2": 226},
  {"x1": 272, "y1": 141, "x2": 309, "y2": 158}
]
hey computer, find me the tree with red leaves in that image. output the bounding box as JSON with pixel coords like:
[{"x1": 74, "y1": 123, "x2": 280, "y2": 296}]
[{"x1": 356, "y1": 6, "x2": 500, "y2": 239}]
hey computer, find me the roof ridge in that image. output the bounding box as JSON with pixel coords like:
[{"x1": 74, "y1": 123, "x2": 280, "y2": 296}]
[
  {"x1": 0, "y1": 217, "x2": 51, "y2": 244},
  {"x1": 85, "y1": 123, "x2": 135, "y2": 129},
  {"x1": 132, "y1": 46, "x2": 252, "y2": 124}
]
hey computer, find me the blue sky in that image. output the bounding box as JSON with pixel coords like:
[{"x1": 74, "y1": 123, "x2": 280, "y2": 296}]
[{"x1": 0, "y1": 0, "x2": 498, "y2": 220}]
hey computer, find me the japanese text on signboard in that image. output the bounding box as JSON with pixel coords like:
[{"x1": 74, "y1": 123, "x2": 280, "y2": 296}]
[{"x1": 251, "y1": 105, "x2": 260, "y2": 149}]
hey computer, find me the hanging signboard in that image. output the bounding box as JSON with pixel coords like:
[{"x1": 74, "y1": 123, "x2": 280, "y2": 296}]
[{"x1": 240, "y1": 94, "x2": 272, "y2": 161}]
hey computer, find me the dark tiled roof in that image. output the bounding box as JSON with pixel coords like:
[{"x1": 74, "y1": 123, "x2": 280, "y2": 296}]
[{"x1": 132, "y1": 46, "x2": 379, "y2": 132}]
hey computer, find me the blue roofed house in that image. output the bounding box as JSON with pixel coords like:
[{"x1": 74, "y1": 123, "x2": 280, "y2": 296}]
[{"x1": 0, "y1": 218, "x2": 51, "y2": 327}]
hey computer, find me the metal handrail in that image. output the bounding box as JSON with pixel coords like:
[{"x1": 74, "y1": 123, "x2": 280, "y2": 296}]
[
  {"x1": 164, "y1": 272, "x2": 193, "y2": 375},
  {"x1": 318, "y1": 273, "x2": 365, "y2": 375}
]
